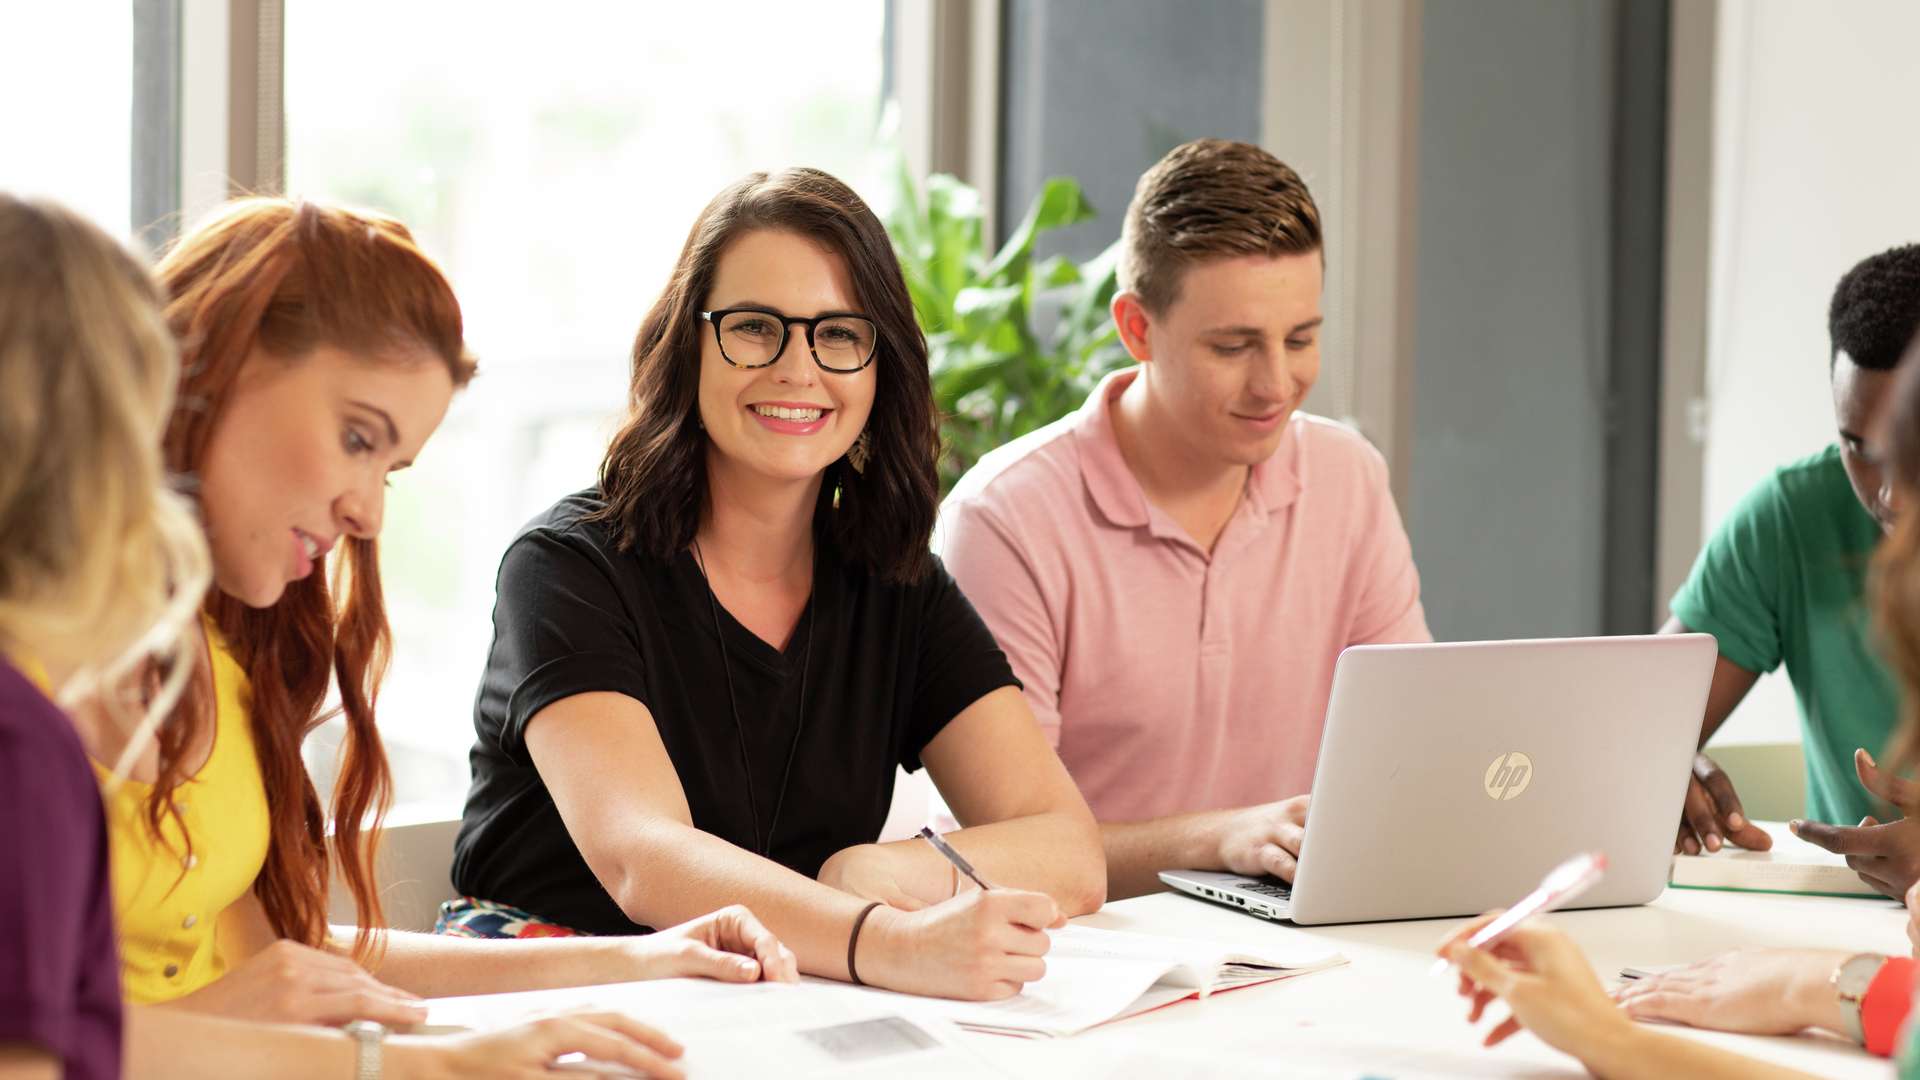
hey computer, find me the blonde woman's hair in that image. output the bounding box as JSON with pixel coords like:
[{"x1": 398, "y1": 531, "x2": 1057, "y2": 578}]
[{"x1": 0, "y1": 193, "x2": 210, "y2": 774}]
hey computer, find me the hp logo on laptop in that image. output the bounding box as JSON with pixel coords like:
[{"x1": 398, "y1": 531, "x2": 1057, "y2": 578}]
[{"x1": 1484, "y1": 751, "x2": 1533, "y2": 801}]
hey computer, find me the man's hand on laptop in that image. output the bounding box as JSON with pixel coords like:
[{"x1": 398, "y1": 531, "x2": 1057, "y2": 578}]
[
  {"x1": 1673, "y1": 752, "x2": 1773, "y2": 855},
  {"x1": 1214, "y1": 795, "x2": 1309, "y2": 881},
  {"x1": 1789, "y1": 748, "x2": 1920, "y2": 899}
]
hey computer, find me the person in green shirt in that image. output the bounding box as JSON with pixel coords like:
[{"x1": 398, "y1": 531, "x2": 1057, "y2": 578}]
[
  {"x1": 1669, "y1": 243, "x2": 1920, "y2": 899},
  {"x1": 1429, "y1": 272, "x2": 1920, "y2": 1080}
]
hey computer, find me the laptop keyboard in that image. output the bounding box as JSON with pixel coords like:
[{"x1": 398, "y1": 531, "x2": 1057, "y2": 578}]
[{"x1": 1236, "y1": 879, "x2": 1292, "y2": 899}]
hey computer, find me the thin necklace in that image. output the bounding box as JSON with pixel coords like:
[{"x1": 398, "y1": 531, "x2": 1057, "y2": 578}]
[{"x1": 691, "y1": 538, "x2": 815, "y2": 859}]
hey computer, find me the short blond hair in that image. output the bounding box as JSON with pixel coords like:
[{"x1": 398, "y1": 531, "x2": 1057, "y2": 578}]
[
  {"x1": 1118, "y1": 138, "x2": 1322, "y2": 315},
  {"x1": 0, "y1": 194, "x2": 209, "y2": 769}
]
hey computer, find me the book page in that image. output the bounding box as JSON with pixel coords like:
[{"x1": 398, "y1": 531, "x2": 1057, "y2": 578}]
[
  {"x1": 887, "y1": 955, "x2": 1184, "y2": 1037},
  {"x1": 820, "y1": 923, "x2": 1346, "y2": 1037},
  {"x1": 1052, "y1": 923, "x2": 1341, "y2": 970},
  {"x1": 1670, "y1": 820, "x2": 1886, "y2": 897}
]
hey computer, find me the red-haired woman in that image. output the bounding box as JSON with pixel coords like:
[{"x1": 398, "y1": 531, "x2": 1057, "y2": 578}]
[{"x1": 85, "y1": 198, "x2": 794, "y2": 1078}]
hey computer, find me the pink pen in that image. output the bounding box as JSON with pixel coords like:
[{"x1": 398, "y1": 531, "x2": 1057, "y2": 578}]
[{"x1": 1428, "y1": 851, "x2": 1608, "y2": 977}]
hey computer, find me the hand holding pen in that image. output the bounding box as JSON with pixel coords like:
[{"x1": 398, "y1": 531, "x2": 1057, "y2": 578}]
[
  {"x1": 1429, "y1": 851, "x2": 1607, "y2": 978},
  {"x1": 813, "y1": 828, "x2": 1062, "y2": 1000},
  {"x1": 1432, "y1": 852, "x2": 1628, "y2": 1054}
]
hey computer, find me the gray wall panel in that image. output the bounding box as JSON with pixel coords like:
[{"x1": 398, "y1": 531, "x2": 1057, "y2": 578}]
[
  {"x1": 999, "y1": 0, "x2": 1263, "y2": 256},
  {"x1": 1408, "y1": 0, "x2": 1618, "y2": 640}
]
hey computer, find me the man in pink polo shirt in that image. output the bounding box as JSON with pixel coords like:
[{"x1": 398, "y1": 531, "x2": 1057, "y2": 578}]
[{"x1": 939, "y1": 139, "x2": 1430, "y2": 898}]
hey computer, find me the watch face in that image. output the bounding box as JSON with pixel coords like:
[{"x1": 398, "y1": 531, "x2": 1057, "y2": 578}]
[{"x1": 1838, "y1": 953, "x2": 1887, "y2": 998}]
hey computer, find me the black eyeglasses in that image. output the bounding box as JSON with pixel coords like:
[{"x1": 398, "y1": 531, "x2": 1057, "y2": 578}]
[{"x1": 700, "y1": 307, "x2": 879, "y2": 373}]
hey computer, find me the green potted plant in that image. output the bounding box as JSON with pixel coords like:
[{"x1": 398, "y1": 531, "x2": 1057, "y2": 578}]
[{"x1": 885, "y1": 164, "x2": 1131, "y2": 491}]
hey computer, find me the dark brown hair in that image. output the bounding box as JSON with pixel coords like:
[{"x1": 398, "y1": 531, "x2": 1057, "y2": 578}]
[
  {"x1": 1119, "y1": 138, "x2": 1323, "y2": 315},
  {"x1": 157, "y1": 197, "x2": 476, "y2": 960},
  {"x1": 592, "y1": 168, "x2": 940, "y2": 583}
]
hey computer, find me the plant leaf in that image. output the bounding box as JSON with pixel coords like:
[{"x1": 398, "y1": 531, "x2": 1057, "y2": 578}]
[
  {"x1": 984, "y1": 177, "x2": 1097, "y2": 281},
  {"x1": 1035, "y1": 254, "x2": 1083, "y2": 288},
  {"x1": 934, "y1": 349, "x2": 1014, "y2": 410}
]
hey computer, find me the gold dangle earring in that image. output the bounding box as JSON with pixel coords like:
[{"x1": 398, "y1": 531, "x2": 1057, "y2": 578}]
[{"x1": 834, "y1": 430, "x2": 871, "y2": 510}]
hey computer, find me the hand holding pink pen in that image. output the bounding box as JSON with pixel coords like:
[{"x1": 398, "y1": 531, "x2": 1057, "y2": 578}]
[{"x1": 1428, "y1": 851, "x2": 1609, "y2": 978}]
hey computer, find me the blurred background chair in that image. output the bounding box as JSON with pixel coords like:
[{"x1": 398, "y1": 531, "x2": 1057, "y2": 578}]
[
  {"x1": 327, "y1": 817, "x2": 460, "y2": 933},
  {"x1": 1704, "y1": 740, "x2": 1807, "y2": 824}
]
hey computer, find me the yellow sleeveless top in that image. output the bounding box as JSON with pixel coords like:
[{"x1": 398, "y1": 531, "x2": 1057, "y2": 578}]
[{"x1": 94, "y1": 619, "x2": 271, "y2": 1003}]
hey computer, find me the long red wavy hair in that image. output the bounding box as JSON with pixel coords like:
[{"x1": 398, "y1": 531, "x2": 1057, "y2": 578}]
[{"x1": 153, "y1": 198, "x2": 475, "y2": 959}]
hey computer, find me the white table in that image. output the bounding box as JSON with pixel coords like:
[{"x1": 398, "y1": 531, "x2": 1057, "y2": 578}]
[
  {"x1": 971, "y1": 887, "x2": 1908, "y2": 1078},
  {"x1": 429, "y1": 886, "x2": 1909, "y2": 1078}
]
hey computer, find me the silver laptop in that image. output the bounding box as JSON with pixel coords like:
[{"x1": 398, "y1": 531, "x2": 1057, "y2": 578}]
[{"x1": 1160, "y1": 634, "x2": 1715, "y2": 925}]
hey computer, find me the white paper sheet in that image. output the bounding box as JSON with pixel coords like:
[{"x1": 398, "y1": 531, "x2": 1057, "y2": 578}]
[
  {"x1": 426, "y1": 977, "x2": 1006, "y2": 1077},
  {"x1": 817, "y1": 922, "x2": 1346, "y2": 1038}
]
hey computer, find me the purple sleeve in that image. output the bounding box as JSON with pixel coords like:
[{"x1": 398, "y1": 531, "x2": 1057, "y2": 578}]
[{"x1": 0, "y1": 691, "x2": 123, "y2": 1078}]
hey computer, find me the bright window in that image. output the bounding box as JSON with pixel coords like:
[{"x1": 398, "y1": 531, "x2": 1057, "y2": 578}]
[
  {"x1": 0, "y1": 6, "x2": 133, "y2": 235},
  {"x1": 284, "y1": 3, "x2": 890, "y2": 813}
]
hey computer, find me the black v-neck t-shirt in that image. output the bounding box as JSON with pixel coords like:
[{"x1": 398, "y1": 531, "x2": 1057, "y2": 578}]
[{"x1": 452, "y1": 489, "x2": 1020, "y2": 934}]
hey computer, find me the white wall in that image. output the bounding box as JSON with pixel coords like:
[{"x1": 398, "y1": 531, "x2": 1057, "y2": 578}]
[{"x1": 1697, "y1": 0, "x2": 1920, "y2": 744}]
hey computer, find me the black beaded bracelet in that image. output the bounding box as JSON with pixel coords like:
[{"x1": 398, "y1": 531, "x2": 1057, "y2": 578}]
[{"x1": 847, "y1": 901, "x2": 882, "y2": 986}]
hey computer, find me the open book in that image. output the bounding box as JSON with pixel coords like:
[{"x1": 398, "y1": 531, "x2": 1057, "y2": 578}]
[
  {"x1": 841, "y1": 922, "x2": 1345, "y2": 1039},
  {"x1": 1669, "y1": 819, "x2": 1885, "y2": 898}
]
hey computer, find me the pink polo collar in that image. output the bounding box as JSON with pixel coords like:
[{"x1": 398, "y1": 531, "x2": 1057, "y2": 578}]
[{"x1": 1071, "y1": 367, "x2": 1304, "y2": 539}]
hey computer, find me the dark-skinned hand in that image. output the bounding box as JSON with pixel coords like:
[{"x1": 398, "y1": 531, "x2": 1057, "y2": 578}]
[
  {"x1": 1673, "y1": 752, "x2": 1774, "y2": 855},
  {"x1": 1790, "y1": 748, "x2": 1920, "y2": 899}
]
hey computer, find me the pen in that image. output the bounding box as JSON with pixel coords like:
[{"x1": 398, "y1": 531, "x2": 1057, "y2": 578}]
[
  {"x1": 1428, "y1": 850, "x2": 1608, "y2": 977},
  {"x1": 916, "y1": 825, "x2": 994, "y2": 891},
  {"x1": 1617, "y1": 965, "x2": 1671, "y2": 981}
]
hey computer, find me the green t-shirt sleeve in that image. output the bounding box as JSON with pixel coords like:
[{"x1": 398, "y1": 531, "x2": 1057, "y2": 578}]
[
  {"x1": 1669, "y1": 474, "x2": 1791, "y2": 676},
  {"x1": 1899, "y1": 991, "x2": 1920, "y2": 1078}
]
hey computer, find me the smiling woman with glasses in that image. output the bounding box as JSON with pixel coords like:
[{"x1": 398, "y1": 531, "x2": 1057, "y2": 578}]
[{"x1": 449, "y1": 167, "x2": 1107, "y2": 1001}]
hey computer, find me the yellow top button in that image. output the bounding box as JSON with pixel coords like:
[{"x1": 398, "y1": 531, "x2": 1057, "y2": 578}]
[
  {"x1": 96, "y1": 619, "x2": 271, "y2": 1005},
  {"x1": 181, "y1": 914, "x2": 198, "y2": 930}
]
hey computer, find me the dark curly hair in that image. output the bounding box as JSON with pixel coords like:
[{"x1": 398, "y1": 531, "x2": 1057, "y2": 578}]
[
  {"x1": 590, "y1": 168, "x2": 940, "y2": 584},
  {"x1": 1829, "y1": 243, "x2": 1920, "y2": 371}
]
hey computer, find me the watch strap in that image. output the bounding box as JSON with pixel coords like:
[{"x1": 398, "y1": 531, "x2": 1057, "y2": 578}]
[
  {"x1": 343, "y1": 1020, "x2": 386, "y2": 1080},
  {"x1": 1863, "y1": 956, "x2": 1918, "y2": 1057}
]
